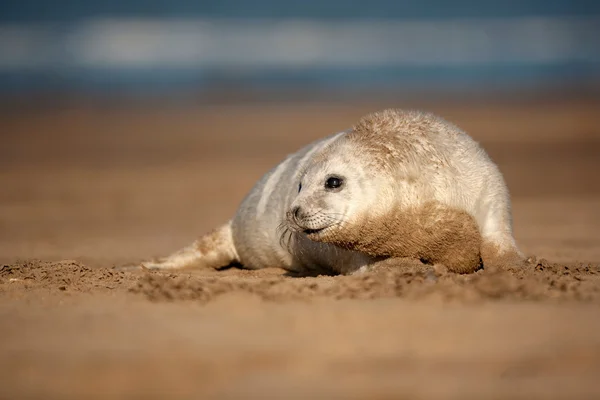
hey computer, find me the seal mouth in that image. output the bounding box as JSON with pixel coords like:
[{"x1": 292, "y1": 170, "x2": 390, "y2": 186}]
[
  {"x1": 302, "y1": 224, "x2": 336, "y2": 238},
  {"x1": 303, "y1": 227, "x2": 325, "y2": 235}
]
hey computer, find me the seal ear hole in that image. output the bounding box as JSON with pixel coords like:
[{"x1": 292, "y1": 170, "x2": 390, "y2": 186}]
[
  {"x1": 298, "y1": 182, "x2": 302, "y2": 193},
  {"x1": 325, "y1": 176, "x2": 344, "y2": 191}
]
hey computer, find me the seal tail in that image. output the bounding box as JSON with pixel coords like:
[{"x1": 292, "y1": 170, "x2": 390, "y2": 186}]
[{"x1": 142, "y1": 221, "x2": 239, "y2": 270}]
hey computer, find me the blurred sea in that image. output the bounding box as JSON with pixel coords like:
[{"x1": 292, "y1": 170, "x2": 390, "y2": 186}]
[{"x1": 0, "y1": 0, "x2": 598, "y2": 94}]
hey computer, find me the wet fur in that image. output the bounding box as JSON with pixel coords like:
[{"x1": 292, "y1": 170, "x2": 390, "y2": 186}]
[{"x1": 313, "y1": 201, "x2": 483, "y2": 274}]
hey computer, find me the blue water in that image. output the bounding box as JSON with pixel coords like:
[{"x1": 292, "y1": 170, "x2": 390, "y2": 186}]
[
  {"x1": 1, "y1": 0, "x2": 598, "y2": 22},
  {"x1": 0, "y1": 0, "x2": 598, "y2": 93}
]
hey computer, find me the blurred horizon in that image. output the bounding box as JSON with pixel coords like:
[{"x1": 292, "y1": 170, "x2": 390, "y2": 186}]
[{"x1": 0, "y1": 0, "x2": 599, "y2": 97}]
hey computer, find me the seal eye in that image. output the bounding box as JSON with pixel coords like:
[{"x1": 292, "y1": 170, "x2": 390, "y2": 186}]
[
  {"x1": 298, "y1": 182, "x2": 302, "y2": 193},
  {"x1": 325, "y1": 176, "x2": 344, "y2": 190}
]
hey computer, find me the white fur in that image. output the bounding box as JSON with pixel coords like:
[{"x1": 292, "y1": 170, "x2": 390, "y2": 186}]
[{"x1": 256, "y1": 156, "x2": 292, "y2": 217}]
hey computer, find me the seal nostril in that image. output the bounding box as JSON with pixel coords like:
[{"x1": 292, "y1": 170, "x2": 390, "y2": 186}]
[{"x1": 292, "y1": 206, "x2": 301, "y2": 219}]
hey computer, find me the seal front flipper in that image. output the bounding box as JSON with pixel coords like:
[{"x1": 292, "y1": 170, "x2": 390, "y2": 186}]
[{"x1": 142, "y1": 221, "x2": 239, "y2": 270}]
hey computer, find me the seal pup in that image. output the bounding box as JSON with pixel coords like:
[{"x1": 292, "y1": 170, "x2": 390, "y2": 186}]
[{"x1": 142, "y1": 109, "x2": 523, "y2": 274}]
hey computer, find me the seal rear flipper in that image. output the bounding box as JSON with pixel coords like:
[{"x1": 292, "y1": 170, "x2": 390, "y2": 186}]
[{"x1": 142, "y1": 221, "x2": 239, "y2": 270}]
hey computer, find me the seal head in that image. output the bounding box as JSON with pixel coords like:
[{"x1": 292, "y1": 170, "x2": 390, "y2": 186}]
[{"x1": 286, "y1": 136, "x2": 396, "y2": 243}]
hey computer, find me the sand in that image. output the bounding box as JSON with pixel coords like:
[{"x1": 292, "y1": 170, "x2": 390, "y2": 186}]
[{"x1": 1, "y1": 97, "x2": 599, "y2": 399}]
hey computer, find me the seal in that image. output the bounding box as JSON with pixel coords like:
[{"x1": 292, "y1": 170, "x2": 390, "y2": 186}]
[{"x1": 142, "y1": 109, "x2": 523, "y2": 274}]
